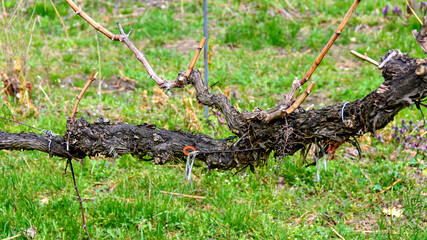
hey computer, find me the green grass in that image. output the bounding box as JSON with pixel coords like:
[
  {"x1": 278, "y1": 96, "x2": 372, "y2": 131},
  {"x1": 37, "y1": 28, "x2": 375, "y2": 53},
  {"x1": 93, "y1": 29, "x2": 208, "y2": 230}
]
[{"x1": 1, "y1": 0, "x2": 426, "y2": 239}]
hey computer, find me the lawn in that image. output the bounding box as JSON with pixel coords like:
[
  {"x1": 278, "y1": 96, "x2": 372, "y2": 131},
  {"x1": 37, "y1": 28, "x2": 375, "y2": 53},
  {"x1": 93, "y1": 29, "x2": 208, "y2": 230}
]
[{"x1": 0, "y1": 0, "x2": 426, "y2": 239}]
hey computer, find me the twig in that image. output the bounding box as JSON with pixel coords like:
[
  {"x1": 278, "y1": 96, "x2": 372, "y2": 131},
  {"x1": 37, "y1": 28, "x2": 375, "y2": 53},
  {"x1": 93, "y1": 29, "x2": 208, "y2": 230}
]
[
  {"x1": 65, "y1": 0, "x2": 205, "y2": 90},
  {"x1": 160, "y1": 191, "x2": 206, "y2": 199},
  {"x1": 255, "y1": 0, "x2": 361, "y2": 123},
  {"x1": 185, "y1": 37, "x2": 206, "y2": 78},
  {"x1": 285, "y1": 81, "x2": 315, "y2": 115},
  {"x1": 361, "y1": 170, "x2": 374, "y2": 187},
  {"x1": 284, "y1": 0, "x2": 295, "y2": 11},
  {"x1": 412, "y1": 16, "x2": 427, "y2": 54},
  {"x1": 319, "y1": 214, "x2": 346, "y2": 240},
  {"x1": 328, "y1": 223, "x2": 346, "y2": 240},
  {"x1": 38, "y1": 84, "x2": 55, "y2": 107},
  {"x1": 24, "y1": 15, "x2": 38, "y2": 72},
  {"x1": 64, "y1": 0, "x2": 121, "y2": 40},
  {"x1": 116, "y1": 23, "x2": 167, "y2": 87},
  {"x1": 96, "y1": 32, "x2": 102, "y2": 97},
  {"x1": 118, "y1": 70, "x2": 137, "y2": 83},
  {"x1": 378, "y1": 178, "x2": 402, "y2": 194},
  {"x1": 1, "y1": 0, "x2": 7, "y2": 17},
  {"x1": 284, "y1": 0, "x2": 360, "y2": 116},
  {"x1": 406, "y1": 0, "x2": 423, "y2": 24},
  {"x1": 378, "y1": 51, "x2": 397, "y2": 69},
  {"x1": 285, "y1": 77, "x2": 301, "y2": 104},
  {"x1": 67, "y1": 158, "x2": 91, "y2": 240},
  {"x1": 70, "y1": 69, "x2": 97, "y2": 119},
  {"x1": 350, "y1": 50, "x2": 379, "y2": 66},
  {"x1": 7, "y1": 0, "x2": 23, "y2": 25},
  {"x1": 298, "y1": 0, "x2": 360, "y2": 87},
  {"x1": 49, "y1": 0, "x2": 69, "y2": 38},
  {"x1": 1, "y1": 234, "x2": 21, "y2": 240}
]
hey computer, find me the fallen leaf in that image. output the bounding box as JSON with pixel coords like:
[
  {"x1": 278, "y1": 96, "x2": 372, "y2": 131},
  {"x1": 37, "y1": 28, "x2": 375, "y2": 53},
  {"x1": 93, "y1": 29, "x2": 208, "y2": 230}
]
[
  {"x1": 152, "y1": 86, "x2": 168, "y2": 106},
  {"x1": 390, "y1": 151, "x2": 398, "y2": 161},
  {"x1": 382, "y1": 207, "x2": 403, "y2": 218},
  {"x1": 361, "y1": 144, "x2": 370, "y2": 151},
  {"x1": 22, "y1": 225, "x2": 37, "y2": 239},
  {"x1": 403, "y1": 149, "x2": 417, "y2": 159},
  {"x1": 14, "y1": 58, "x2": 22, "y2": 72},
  {"x1": 40, "y1": 196, "x2": 49, "y2": 205}
]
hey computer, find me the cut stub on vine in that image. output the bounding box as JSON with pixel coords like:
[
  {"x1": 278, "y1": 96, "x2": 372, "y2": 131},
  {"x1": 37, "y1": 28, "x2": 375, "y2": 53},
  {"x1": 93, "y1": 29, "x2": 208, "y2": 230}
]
[
  {"x1": 415, "y1": 58, "x2": 427, "y2": 76},
  {"x1": 412, "y1": 16, "x2": 427, "y2": 54}
]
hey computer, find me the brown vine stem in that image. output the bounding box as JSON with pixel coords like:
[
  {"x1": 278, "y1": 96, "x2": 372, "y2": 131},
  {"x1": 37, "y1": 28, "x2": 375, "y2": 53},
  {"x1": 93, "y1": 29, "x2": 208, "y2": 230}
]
[
  {"x1": 50, "y1": 0, "x2": 69, "y2": 38},
  {"x1": 68, "y1": 158, "x2": 91, "y2": 240},
  {"x1": 350, "y1": 50, "x2": 379, "y2": 66},
  {"x1": 115, "y1": 23, "x2": 170, "y2": 88},
  {"x1": 284, "y1": 0, "x2": 361, "y2": 116},
  {"x1": 406, "y1": 0, "x2": 423, "y2": 24},
  {"x1": 285, "y1": 81, "x2": 315, "y2": 114},
  {"x1": 70, "y1": 69, "x2": 97, "y2": 119},
  {"x1": 160, "y1": 191, "x2": 206, "y2": 199},
  {"x1": 378, "y1": 178, "x2": 402, "y2": 195},
  {"x1": 65, "y1": 0, "x2": 205, "y2": 90},
  {"x1": 65, "y1": 0, "x2": 121, "y2": 40},
  {"x1": 298, "y1": 0, "x2": 361, "y2": 87},
  {"x1": 185, "y1": 37, "x2": 206, "y2": 78}
]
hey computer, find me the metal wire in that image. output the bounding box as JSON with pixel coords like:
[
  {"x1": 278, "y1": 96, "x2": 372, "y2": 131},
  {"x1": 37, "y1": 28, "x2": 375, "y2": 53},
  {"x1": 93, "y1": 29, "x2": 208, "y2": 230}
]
[
  {"x1": 185, "y1": 151, "x2": 199, "y2": 181},
  {"x1": 203, "y1": 0, "x2": 209, "y2": 119},
  {"x1": 341, "y1": 102, "x2": 349, "y2": 123}
]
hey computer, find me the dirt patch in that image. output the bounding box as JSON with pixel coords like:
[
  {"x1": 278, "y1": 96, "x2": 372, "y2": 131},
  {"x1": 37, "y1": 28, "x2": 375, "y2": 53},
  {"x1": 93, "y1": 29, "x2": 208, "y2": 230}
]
[
  {"x1": 61, "y1": 74, "x2": 136, "y2": 92},
  {"x1": 346, "y1": 214, "x2": 378, "y2": 232},
  {"x1": 163, "y1": 38, "x2": 200, "y2": 56}
]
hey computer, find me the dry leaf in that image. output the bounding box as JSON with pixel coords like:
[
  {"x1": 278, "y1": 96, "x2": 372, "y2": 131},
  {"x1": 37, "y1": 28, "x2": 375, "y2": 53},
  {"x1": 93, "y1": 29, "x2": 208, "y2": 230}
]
[
  {"x1": 140, "y1": 90, "x2": 148, "y2": 104},
  {"x1": 183, "y1": 95, "x2": 201, "y2": 131},
  {"x1": 362, "y1": 135, "x2": 372, "y2": 145},
  {"x1": 14, "y1": 59, "x2": 22, "y2": 72},
  {"x1": 382, "y1": 207, "x2": 403, "y2": 218},
  {"x1": 390, "y1": 151, "x2": 398, "y2": 161},
  {"x1": 140, "y1": 106, "x2": 151, "y2": 111},
  {"x1": 186, "y1": 88, "x2": 196, "y2": 95},
  {"x1": 214, "y1": 86, "x2": 231, "y2": 98},
  {"x1": 152, "y1": 86, "x2": 168, "y2": 106},
  {"x1": 403, "y1": 149, "x2": 417, "y2": 159},
  {"x1": 23, "y1": 225, "x2": 37, "y2": 239},
  {"x1": 345, "y1": 147, "x2": 359, "y2": 158},
  {"x1": 40, "y1": 196, "x2": 49, "y2": 205}
]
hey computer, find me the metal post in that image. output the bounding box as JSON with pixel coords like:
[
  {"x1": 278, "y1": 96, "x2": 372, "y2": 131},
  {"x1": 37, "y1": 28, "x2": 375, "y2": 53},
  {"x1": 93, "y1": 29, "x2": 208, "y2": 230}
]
[{"x1": 203, "y1": 0, "x2": 209, "y2": 119}]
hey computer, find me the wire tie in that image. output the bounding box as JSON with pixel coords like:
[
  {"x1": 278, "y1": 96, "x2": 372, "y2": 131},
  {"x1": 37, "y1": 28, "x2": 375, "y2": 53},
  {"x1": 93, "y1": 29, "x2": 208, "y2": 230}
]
[
  {"x1": 183, "y1": 146, "x2": 196, "y2": 156},
  {"x1": 316, "y1": 157, "x2": 320, "y2": 182},
  {"x1": 48, "y1": 139, "x2": 52, "y2": 153},
  {"x1": 341, "y1": 102, "x2": 349, "y2": 123},
  {"x1": 185, "y1": 150, "x2": 199, "y2": 182}
]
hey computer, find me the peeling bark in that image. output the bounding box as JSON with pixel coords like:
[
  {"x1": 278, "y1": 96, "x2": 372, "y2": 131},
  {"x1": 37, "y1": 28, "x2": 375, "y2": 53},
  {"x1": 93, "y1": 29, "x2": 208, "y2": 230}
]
[{"x1": 1, "y1": 50, "x2": 426, "y2": 170}]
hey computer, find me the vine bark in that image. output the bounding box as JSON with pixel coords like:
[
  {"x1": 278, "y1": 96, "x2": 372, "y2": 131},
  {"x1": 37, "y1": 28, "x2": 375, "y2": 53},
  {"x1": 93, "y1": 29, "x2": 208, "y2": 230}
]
[{"x1": 1, "y1": 50, "x2": 426, "y2": 170}]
